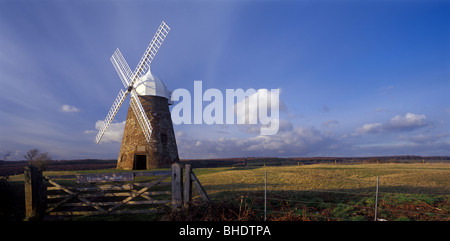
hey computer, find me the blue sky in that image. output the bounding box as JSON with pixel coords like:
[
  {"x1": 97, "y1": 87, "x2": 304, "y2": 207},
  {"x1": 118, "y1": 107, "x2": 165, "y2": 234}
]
[{"x1": 0, "y1": 0, "x2": 449, "y2": 160}]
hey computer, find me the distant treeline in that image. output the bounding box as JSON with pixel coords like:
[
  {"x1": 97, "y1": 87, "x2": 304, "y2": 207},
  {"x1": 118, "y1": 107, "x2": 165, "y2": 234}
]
[
  {"x1": 0, "y1": 159, "x2": 116, "y2": 176},
  {"x1": 1, "y1": 156, "x2": 449, "y2": 176},
  {"x1": 181, "y1": 156, "x2": 450, "y2": 168}
]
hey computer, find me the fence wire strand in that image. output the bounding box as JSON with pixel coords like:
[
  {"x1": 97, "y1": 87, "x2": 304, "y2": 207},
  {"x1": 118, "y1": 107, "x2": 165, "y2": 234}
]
[{"x1": 227, "y1": 169, "x2": 449, "y2": 221}]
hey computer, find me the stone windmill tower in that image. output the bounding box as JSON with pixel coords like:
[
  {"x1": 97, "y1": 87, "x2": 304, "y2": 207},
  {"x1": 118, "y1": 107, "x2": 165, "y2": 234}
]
[{"x1": 96, "y1": 21, "x2": 179, "y2": 170}]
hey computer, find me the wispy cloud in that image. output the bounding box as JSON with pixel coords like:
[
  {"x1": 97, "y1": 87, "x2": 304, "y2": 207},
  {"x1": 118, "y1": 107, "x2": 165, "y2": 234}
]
[
  {"x1": 380, "y1": 85, "x2": 394, "y2": 95},
  {"x1": 398, "y1": 133, "x2": 450, "y2": 144},
  {"x1": 373, "y1": 107, "x2": 388, "y2": 113},
  {"x1": 322, "y1": 120, "x2": 339, "y2": 127},
  {"x1": 60, "y1": 105, "x2": 80, "y2": 113}
]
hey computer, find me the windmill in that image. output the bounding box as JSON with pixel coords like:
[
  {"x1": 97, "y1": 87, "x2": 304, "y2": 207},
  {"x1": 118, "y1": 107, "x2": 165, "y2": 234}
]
[{"x1": 96, "y1": 21, "x2": 179, "y2": 170}]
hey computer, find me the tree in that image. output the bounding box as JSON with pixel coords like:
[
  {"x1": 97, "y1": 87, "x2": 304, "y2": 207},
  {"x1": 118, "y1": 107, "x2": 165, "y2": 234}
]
[{"x1": 24, "y1": 149, "x2": 52, "y2": 171}]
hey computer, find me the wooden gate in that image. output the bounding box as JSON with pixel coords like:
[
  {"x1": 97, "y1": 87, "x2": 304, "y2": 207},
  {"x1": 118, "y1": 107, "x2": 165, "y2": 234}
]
[
  {"x1": 45, "y1": 170, "x2": 171, "y2": 217},
  {"x1": 24, "y1": 163, "x2": 210, "y2": 220}
]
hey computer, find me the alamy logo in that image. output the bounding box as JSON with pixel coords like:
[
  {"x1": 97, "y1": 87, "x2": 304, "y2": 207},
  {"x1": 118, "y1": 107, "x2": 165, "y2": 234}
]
[{"x1": 171, "y1": 81, "x2": 280, "y2": 135}]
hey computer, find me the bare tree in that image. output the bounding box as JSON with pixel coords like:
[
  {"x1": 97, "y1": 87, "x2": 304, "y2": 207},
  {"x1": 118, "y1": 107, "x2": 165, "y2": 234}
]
[
  {"x1": 24, "y1": 149, "x2": 39, "y2": 161},
  {"x1": 24, "y1": 149, "x2": 52, "y2": 171}
]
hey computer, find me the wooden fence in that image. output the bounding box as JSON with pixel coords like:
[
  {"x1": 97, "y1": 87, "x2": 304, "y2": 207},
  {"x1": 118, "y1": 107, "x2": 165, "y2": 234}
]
[{"x1": 24, "y1": 163, "x2": 209, "y2": 220}]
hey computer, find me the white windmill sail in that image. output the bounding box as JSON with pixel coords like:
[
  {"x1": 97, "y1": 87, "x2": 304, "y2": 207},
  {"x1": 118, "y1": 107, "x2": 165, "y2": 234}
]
[
  {"x1": 129, "y1": 90, "x2": 152, "y2": 142},
  {"x1": 96, "y1": 89, "x2": 129, "y2": 143},
  {"x1": 96, "y1": 21, "x2": 170, "y2": 144},
  {"x1": 129, "y1": 21, "x2": 170, "y2": 88},
  {"x1": 111, "y1": 48, "x2": 132, "y2": 88}
]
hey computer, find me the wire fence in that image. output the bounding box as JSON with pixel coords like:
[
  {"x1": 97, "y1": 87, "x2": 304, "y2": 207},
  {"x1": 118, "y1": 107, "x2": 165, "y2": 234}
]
[{"x1": 211, "y1": 168, "x2": 450, "y2": 221}]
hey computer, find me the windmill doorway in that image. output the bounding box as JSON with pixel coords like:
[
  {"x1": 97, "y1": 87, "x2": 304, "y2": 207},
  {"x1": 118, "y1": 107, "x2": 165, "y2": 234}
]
[{"x1": 134, "y1": 154, "x2": 147, "y2": 170}]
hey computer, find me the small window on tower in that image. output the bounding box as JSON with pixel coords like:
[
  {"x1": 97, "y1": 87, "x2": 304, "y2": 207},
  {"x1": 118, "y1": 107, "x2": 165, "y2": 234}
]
[{"x1": 161, "y1": 133, "x2": 168, "y2": 146}]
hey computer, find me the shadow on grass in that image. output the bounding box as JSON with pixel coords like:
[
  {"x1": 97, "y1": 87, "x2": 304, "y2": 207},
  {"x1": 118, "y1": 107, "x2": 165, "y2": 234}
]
[{"x1": 201, "y1": 186, "x2": 449, "y2": 221}]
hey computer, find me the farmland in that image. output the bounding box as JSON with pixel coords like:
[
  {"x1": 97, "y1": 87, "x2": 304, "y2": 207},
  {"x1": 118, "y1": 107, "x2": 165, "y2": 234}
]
[
  {"x1": 1, "y1": 159, "x2": 449, "y2": 221},
  {"x1": 191, "y1": 163, "x2": 449, "y2": 221}
]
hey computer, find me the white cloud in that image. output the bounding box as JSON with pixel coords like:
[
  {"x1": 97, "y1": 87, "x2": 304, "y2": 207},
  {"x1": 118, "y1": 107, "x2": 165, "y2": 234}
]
[
  {"x1": 176, "y1": 125, "x2": 334, "y2": 159},
  {"x1": 356, "y1": 123, "x2": 383, "y2": 134},
  {"x1": 84, "y1": 120, "x2": 125, "y2": 143},
  {"x1": 240, "y1": 118, "x2": 293, "y2": 134},
  {"x1": 387, "y1": 113, "x2": 427, "y2": 130},
  {"x1": 60, "y1": 104, "x2": 80, "y2": 113},
  {"x1": 232, "y1": 88, "x2": 283, "y2": 135},
  {"x1": 355, "y1": 113, "x2": 428, "y2": 135}
]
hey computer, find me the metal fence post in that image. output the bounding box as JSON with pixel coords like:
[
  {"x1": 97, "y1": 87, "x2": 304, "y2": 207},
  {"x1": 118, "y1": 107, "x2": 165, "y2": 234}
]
[
  {"x1": 264, "y1": 169, "x2": 267, "y2": 221},
  {"x1": 374, "y1": 176, "x2": 379, "y2": 221}
]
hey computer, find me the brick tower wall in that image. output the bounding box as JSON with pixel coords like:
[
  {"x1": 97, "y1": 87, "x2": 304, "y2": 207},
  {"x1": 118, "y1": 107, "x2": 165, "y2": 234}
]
[{"x1": 117, "y1": 95, "x2": 179, "y2": 170}]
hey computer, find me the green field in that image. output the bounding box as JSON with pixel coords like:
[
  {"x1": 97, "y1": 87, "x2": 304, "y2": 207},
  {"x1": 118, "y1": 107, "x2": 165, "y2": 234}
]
[{"x1": 2, "y1": 163, "x2": 449, "y2": 221}]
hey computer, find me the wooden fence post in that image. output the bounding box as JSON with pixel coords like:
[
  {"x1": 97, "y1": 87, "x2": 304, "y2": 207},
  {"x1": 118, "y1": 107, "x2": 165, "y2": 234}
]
[
  {"x1": 184, "y1": 164, "x2": 192, "y2": 207},
  {"x1": 24, "y1": 165, "x2": 46, "y2": 220},
  {"x1": 171, "y1": 163, "x2": 183, "y2": 209}
]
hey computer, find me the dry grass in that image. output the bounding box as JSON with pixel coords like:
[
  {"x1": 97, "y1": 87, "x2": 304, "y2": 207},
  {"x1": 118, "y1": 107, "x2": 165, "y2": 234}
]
[
  {"x1": 184, "y1": 163, "x2": 449, "y2": 221},
  {"x1": 196, "y1": 163, "x2": 450, "y2": 196}
]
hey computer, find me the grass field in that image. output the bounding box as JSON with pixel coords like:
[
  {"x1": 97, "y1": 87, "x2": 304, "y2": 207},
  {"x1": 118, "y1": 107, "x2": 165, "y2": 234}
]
[
  {"x1": 197, "y1": 163, "x2": 449, "y2": 194},
  {"x1": 1, "y1": 163, "x2": 449, "y2": 221},
  {"x1": 188, "y1": 163, "x2": 450, "y2": 221}
]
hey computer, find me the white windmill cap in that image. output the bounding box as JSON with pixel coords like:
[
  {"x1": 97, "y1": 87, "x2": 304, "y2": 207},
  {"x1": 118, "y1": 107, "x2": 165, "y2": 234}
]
[{"x1": 135, "y1": 68, "x2": 173, "y2": 104}]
